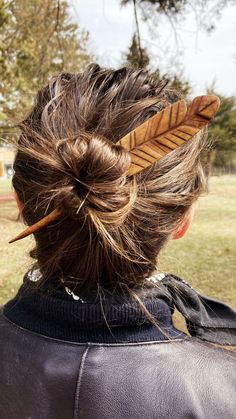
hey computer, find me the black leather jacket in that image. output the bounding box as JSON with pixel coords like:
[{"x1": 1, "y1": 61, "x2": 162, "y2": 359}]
[
  {"x1": 1, "y1": 273, "x2": 236, "y2": 419},
  {"x1": 0, "y1": 312, "x2": 236, "y2": 419}
]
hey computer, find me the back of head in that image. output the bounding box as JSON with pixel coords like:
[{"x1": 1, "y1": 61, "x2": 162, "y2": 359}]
[{"x1": 13, "y1": 64, "x2": 206, "y2": 293}]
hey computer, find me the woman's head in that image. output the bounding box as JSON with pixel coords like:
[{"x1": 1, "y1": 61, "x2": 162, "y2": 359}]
[{"x1": 12, "y1": 64, "x2": 206, "y2": 293}]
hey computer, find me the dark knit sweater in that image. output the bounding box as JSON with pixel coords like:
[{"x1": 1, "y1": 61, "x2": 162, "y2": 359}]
[
  {"x1": 3, "y1": 270, "x2": 236, "y2": 345},
  {"x1": 3, "y1": 274, "x2": 186, "y2": 343}
]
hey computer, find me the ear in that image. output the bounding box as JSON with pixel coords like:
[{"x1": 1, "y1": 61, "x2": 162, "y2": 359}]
[
  {"x1": 14, "y1": 191, "x2": 24, "y2": 214},
  {"x1": 172, "y1": 206, "x2": 195, "y2": 240}
]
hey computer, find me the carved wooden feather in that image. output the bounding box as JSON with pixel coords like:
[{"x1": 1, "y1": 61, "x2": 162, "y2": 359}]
[
  {"x1": 9, "y1": 95, "x2": 220, "y2": 243},
  {"x1": 117, "y1": 95, "x2": 220, "y2": 176}
]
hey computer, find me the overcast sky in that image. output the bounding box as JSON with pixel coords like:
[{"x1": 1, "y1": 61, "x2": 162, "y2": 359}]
[{"x1": 71, "y1": 0, "x2": 236, "y2": 97}]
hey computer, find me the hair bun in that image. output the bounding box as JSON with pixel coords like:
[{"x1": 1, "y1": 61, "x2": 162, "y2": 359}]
[{"x1": 55, "y1": 132, "x2": 136, "y2": 225}]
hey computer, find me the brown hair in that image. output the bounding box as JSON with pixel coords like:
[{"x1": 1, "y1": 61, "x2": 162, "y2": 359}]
[{"x1": 12, "y1": 64, "x2": 206, "y2": 299}]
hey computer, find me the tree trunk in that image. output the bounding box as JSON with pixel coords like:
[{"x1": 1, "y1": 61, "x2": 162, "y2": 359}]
[{"x1": 133, "y1": 0, "x2": 143, "y2": 66}]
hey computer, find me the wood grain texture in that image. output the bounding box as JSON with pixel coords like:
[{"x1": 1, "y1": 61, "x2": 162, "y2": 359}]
[
  {"x1": 8, "y1": 208, "x2": 62, "y2": 243},
  {"x1": 117, "y1": 95, "x2": 220, "y2": 176}
]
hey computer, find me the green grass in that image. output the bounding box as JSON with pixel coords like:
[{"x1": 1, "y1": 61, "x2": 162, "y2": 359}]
[
  {"x1": 160, "y1": 175, "x2": 236, "y2": 308},
  {"x1": 0, "y1": 176, "x2": 236, "y2": 310}
]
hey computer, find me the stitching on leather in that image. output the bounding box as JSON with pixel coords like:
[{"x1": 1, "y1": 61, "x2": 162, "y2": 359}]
[{"x1": 74, "y1": 346, "x2": 89, "y2": 419}]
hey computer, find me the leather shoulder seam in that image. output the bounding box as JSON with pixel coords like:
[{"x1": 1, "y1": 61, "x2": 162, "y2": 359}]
[
  {"x1": 1, "y1": 312, "x2": 189, "y2": 346},
  {"x1": 74, "y1": 346, "x2": 89, "y2": 419}
]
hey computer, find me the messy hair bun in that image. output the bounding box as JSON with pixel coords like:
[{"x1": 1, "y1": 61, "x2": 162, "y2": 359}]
[
  {"x1": 54, "y1": 133, "x2": 135, "y2": 225},
  {"x1": 13, "y1": 64, "x2": 206, "y2": 292}
]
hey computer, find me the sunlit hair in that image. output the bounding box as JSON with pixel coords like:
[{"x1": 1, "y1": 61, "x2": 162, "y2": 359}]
[{"x1": 13, "y1": 64, "x2": 206, "y2": 301}]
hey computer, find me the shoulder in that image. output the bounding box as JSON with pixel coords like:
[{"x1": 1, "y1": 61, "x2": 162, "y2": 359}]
[
  {"x1": 79, "y1": 339, "x2": 236, "y2": 418},
  {"x1": 84, "y1": 337, "x2": 236, "y2": 375}
]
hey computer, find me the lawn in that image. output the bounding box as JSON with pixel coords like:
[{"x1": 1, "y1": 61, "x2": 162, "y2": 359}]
[
  {"x1": 160, "y1": 175, "x2": 236, "y2": 308},
  {"x1": 0, "y1": 176, "x2": 235, "y2": 344},
  {"x1": 0, "y1": 179, "x2": 13, "y2": 195}
]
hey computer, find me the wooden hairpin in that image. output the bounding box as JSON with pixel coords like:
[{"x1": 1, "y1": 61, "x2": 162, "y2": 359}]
[{"x1": 9, "y1": 95, "x2": 220, "y2": 244}]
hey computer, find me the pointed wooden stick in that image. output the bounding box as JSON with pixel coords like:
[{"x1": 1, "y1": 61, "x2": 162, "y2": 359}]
[
  {"x1": 9, "y1": 208, "x2": 62, "y2": 243},
  {"x1": 9, "y1": 95, "x2": 220, "y2": 244}
]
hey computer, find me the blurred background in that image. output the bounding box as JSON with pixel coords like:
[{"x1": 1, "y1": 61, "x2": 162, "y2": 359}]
[{"x1": 0, "y1": 0, "x2": 235, "y2": 309}]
